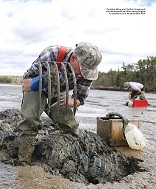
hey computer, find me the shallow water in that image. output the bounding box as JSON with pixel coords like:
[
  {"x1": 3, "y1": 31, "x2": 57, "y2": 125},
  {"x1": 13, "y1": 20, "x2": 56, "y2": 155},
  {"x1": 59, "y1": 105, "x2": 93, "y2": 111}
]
[
  {"x1": 1, "y1": 84, "x2": 156, "y2": 130},
  {"x1": 77, "y1": 88, "x2": 156, "y2": 132},
  {"x1": 0, "y1": 84, "x2": 23, "y2": 111},
  {"x1": 0, "y1": 84, "x2": 156, "y2": 188}
]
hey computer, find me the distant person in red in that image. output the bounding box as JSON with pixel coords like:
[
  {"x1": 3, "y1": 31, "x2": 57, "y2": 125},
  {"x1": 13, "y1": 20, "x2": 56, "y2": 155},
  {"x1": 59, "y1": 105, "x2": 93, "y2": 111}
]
[{"x1": 124, "y1": 82, "x2": 146, "y2": 100}]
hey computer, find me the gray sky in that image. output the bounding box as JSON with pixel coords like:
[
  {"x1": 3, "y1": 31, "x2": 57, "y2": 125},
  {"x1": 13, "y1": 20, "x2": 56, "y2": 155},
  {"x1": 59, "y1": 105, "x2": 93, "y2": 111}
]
[{"x1": 0, "y1": 0, "x2": 156, "y2": 76}]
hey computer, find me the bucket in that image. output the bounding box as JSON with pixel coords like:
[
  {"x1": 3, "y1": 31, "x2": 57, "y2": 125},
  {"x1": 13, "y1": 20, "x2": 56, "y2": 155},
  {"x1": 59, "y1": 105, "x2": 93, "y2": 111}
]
[
  {"x1": 132, "y1": 99, "x2": 148, "y2": 107},
  {"x1": 97, "y1": 113, "x2": 140, "y2": 147},
  {"x1": 126, "y1": 99, "x2": 148, "y2": 107},
  {"x1": 124, "y1": 123, "x2": 147, "y2": 150}
]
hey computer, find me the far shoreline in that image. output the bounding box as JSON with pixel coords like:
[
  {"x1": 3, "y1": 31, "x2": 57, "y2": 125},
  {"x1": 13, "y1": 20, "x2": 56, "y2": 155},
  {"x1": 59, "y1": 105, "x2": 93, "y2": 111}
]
[
  {"x1": 1, "y1": 83, "x2": 156, "y2": 94},
  {"x1": 91, "y1": 86, "x2": 156, "y2": 94}
]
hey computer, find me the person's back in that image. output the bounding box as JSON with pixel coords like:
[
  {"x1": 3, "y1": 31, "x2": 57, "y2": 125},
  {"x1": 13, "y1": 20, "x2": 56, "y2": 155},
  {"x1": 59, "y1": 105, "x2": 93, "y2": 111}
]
[
  {"x1": 128, "y1": 82, "x2": 144, "y2": 91},
  {"x1": 124, "y1": 81, "x2": 145, "y2": 100}
]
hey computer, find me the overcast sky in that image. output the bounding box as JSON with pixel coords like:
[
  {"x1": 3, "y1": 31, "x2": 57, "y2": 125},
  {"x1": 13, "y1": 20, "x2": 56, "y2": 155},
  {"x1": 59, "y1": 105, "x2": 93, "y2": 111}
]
[{"x1": 0, "y1": 0, "x2": 156, "y2": 76}]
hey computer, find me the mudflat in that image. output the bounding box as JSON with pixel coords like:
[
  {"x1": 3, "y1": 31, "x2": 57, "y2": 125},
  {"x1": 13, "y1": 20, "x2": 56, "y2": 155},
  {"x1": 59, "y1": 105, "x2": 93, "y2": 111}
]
[{"x1": 0, "y1": 84, "x2": 156, "y2": 189}]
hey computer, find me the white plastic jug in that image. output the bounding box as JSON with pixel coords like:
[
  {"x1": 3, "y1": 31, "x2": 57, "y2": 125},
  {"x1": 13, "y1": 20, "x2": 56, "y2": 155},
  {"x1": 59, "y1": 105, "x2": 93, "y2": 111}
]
[
  {"x1": 128, "y1": 100, "x2": 133, "y2": 107},
  {"x1": 124, "y1": 123, "x2": 147, "y2": 150}
]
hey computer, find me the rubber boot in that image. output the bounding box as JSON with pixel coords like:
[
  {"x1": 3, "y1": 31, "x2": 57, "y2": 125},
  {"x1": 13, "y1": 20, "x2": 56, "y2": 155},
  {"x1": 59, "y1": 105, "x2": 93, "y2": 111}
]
[
  {"x1": 18, "y1": 119, "x2": 40, "y2": 164},
  {"x1": 18, "y1": 91, "x2": 47, "y2": 164},
  {"x1": 18, "y1": 134, "x2": 36, "y2": 165},
  {"x1": 48, "y1": 105, "x2": 79, "y2": 136},
  {"x1": 70, "y1": 124, "x2": 79, "y2": 136}
]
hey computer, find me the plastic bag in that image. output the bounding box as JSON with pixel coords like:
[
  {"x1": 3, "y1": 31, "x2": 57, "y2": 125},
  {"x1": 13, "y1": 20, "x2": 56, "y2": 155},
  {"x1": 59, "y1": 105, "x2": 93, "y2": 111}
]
[{"x1": 124, "y1": 123, "x2": 147, "y2": 150}]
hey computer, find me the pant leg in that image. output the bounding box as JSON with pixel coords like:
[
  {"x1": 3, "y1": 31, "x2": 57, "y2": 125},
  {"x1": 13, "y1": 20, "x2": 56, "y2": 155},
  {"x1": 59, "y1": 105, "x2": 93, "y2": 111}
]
[
  {"x1": 18, "y1": 91, "x2": 47, "y2": 164},
  {"x1": 21, "y1": 91, "x2": 47, "y2": 121},
  {"x1": 19, "y1": 91, "x2": 47, "y2": 133},
  {"x1": 139, "y1": 91, "x2": 146, "y2": 100}
]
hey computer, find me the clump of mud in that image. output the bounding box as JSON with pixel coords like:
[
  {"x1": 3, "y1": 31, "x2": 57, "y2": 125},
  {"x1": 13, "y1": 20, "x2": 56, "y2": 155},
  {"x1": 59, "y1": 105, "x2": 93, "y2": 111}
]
[{"x1": 0, "y1": 109, "x2": 144, "y2": 185}]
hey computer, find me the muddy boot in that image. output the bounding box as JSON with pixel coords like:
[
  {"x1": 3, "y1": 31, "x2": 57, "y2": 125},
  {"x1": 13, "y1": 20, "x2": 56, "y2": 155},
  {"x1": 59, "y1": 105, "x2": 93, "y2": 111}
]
[
  {"x1": 57, "y1": 123, "x2": 79, "y2": 136},
  {"x1": 48, "y1": 105, "x2": 79, "y2": 136},
  {"x1": 18, "y1": 119, "x2": 39, "y2": 165},
  {"x1": 71, "y1": 124, "x2": 79, "y2": 136},
  {"x1": 18, "y1": 134, "x2": 36, "y2": 165}
]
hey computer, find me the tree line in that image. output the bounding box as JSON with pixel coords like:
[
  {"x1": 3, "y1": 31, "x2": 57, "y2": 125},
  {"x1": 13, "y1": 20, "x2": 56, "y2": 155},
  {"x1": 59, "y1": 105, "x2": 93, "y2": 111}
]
[
  {"x1": 92, "y1": 56, "x2": 156, "y2": 92},
  {"x1": 0, "y1": 56, "x2": 156, "y2": 92},
  {"x1": 0, "y1": 76, "x2": 22, "y2": 84}
]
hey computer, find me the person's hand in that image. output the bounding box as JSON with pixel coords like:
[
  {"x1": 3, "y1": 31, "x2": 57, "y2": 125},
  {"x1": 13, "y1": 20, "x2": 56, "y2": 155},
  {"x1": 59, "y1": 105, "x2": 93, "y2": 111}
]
[
  {"x1": 137, "y1": 89, "x2": 141, "y2": 94},
  {"x1": 66, "y1": 98, "x2": 81, "y2": 108},
  {"x1": 22, "y1": 78, "x2": 32, "y2": 92}
]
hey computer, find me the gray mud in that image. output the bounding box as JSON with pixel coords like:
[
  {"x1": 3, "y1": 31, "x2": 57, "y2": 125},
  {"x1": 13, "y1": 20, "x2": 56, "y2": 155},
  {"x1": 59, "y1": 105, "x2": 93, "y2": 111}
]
[
  {"x1": 0, "y1": 109, "x2": 143, "y2": 185},
  {"x1": 0, "y1": 84, "x2": 156, "y2": 189}
]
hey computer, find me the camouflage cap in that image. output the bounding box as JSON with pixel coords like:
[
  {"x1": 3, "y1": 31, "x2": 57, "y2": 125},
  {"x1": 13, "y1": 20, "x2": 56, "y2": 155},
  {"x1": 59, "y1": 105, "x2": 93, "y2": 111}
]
[{"x1": 73, "y1": 42, "x2": 102, "y2": 80}]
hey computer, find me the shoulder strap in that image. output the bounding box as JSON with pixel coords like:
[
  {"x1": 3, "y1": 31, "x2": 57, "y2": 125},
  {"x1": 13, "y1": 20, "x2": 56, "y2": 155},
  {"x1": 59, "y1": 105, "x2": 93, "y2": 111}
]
[{"x1": 56, "y1": 46, "x2": 67, "y2": 70}]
